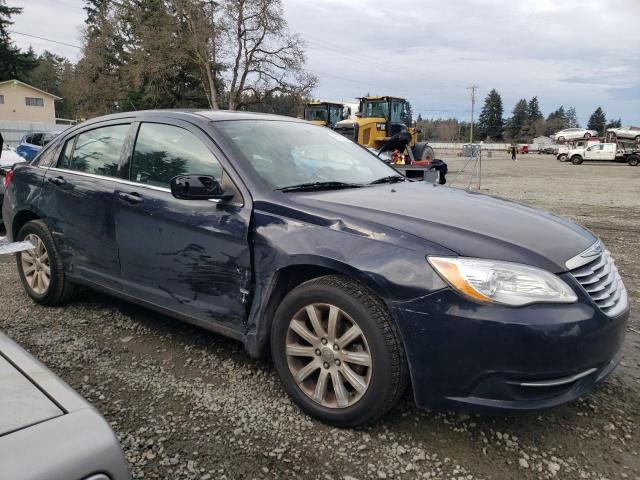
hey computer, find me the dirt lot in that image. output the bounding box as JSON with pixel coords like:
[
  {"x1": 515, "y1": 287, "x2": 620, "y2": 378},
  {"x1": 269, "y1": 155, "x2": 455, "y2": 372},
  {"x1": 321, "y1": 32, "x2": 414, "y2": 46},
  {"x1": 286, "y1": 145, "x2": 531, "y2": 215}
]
[{"x1": 1, "y1": 153, "x2": 639, "y2": 479}]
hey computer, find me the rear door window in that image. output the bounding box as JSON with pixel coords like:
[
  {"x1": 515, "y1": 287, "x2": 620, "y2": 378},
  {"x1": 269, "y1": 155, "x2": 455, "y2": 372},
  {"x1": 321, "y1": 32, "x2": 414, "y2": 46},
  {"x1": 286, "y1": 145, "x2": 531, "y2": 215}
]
[
  {"x1": 130, "y1": 123, "x2": 223, "y2": 188},
  {"x1": 66, "y1": 125, "x2": 129, "y2": 177}
]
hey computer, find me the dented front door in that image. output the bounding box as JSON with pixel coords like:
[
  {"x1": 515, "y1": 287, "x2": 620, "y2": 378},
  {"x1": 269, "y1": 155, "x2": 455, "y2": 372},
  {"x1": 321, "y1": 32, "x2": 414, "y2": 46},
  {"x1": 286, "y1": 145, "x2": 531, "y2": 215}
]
[
  {"x1": 113, "y1": 120, "x2": 252, "y2": 331},
  {"x1": 114, "y1": 187, "x2": 252, "y2": 330}
]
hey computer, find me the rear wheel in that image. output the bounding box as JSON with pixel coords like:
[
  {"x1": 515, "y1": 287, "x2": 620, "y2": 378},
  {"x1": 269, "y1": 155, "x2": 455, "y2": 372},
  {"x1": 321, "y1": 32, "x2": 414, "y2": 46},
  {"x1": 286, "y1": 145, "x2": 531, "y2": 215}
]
[
  {"x1": 628, "y1": 155, "x2": 639, "y2": 166},
  {"x1": 635, "y1": 135, "x2": 640, "y2": 143},
  {"x1": 558, "y1": 153, "x2": 568, "y2": 162},
  {"x1": 16, "y1": 220, "x2": 76, "y2": 305},
  {"x1": 271, "y1": 275, "x2": 408, "y2": 427},
  {"x1": 584, "y1": 132, "x2": 591, "y2": 139},
  {"x1": 571, "y1": 155, "x2": 584, "y2": 165},
  {"x1": 557, "y1": 136, "x2": 565, "y2": 142}
]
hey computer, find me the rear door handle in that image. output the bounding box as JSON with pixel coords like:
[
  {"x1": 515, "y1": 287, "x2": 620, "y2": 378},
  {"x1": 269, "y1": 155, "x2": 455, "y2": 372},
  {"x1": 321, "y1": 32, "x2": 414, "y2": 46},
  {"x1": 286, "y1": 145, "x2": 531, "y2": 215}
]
[
  {"x1": 118, "y1": 192, "x2": 144, "y2": 204},
  {"x1": 47, "y1": 176, "x2": 66, "y2": 186}
]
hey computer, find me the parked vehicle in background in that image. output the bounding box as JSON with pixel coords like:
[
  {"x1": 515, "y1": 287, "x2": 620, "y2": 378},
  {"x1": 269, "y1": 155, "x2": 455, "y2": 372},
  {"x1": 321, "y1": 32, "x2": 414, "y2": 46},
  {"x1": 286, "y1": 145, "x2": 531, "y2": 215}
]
[
  {"x1": 557, "y1": 138, "x2": 602, "y2": 162},
  {"x1": 606, "y1": 126, "x2": 640, "y2": 142},
  {"x1": 1, "y1": 143, "x2": 27, "y2": 224},
  {"x1": 568, "y1": 142, "x2": 640, "y2": 165},
  {"x1": 2, "y1": 110, "x2": 629, "y2": 426},
  {"x1": 553, "y1": 128, "x2": 598, "y2": 142},
  {"x1": 16, "y1": 131, "x2": 61, "y2": 161},
  {"x1": 0, "y1": 331, "x2": 130, "y2": 480},
  {"x1": 541, "y1": 146, "x2": 558, "y2": 155},
  {"x1": 1, "y1": 143, "x2": 24, "y2": 166}
]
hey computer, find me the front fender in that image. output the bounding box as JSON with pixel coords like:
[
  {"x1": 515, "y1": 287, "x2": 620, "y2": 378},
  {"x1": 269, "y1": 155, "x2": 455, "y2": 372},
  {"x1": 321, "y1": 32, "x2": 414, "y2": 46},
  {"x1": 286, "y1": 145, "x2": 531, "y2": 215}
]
[{"x1": 244, "y1": 209, "x2": 449, "y2": 357}]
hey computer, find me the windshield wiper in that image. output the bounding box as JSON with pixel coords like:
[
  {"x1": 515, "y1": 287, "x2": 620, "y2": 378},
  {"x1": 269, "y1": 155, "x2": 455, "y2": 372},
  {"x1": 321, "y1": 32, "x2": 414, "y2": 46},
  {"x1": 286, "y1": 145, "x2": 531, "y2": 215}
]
[
  {"x1": 368, "y1": 175, "x2": 406, "y2": 185},
  {"x1": 277, "y1": 181, "x2": 365, "y2": 192}
]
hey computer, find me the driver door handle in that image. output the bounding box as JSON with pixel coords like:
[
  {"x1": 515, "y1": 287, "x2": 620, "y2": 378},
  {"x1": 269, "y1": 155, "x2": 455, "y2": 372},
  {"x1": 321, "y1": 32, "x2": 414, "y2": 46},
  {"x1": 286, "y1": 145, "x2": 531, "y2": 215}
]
[
  {"x1": 47, "y1": 176, "x2": 66, "y2": 186},
  {"x1": 118, "y1": 192, "x2": 144, "y2": 204}
]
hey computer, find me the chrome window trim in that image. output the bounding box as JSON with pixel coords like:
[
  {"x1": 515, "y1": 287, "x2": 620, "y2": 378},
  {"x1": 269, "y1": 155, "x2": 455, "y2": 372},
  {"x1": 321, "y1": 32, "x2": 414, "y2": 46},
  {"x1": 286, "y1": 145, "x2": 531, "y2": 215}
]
[{"x1": 46, "y1": 167, "x2": 244, "y2": 206}]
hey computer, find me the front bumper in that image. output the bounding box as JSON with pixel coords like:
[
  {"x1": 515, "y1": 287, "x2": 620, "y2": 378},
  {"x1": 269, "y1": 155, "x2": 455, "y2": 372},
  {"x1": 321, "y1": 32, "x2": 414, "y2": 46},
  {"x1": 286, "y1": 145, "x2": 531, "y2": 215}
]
[{"x1": 390, "y1": 274, "x2": 629, "y2": 411}]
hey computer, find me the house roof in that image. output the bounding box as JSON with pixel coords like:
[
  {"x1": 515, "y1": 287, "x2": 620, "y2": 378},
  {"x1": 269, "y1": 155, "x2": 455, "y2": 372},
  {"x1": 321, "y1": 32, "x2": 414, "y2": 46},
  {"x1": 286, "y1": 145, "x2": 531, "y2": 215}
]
[{"x1": 0, "y1": 79, "x2": 62, "y2": 100}]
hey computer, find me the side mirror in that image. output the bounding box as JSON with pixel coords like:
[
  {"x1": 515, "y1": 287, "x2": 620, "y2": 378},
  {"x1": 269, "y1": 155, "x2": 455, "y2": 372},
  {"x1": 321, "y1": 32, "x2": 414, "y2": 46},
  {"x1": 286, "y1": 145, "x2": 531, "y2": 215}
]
[{"x1": 170, "y1": 174, "x2": 233, "y2": 201}]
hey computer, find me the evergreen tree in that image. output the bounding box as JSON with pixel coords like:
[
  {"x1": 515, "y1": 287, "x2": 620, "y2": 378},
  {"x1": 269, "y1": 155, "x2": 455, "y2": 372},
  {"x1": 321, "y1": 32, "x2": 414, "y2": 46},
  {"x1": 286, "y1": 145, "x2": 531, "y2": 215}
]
[
  {"x1": 402, "y1": 101, "x2": 413, "y2": 126},
  {"x1": 544, "y1": 105, "x2": 566, "y2": 136},
  {"x1": 477, "y1": 89, "x2": 504, "y2": 140},
  {"x1": 0, "y1": 1, "x2": 35, "y2": 81},
  {"x1": 587, "y1": 107, "x2": 606, "y2": 135},
  {"x1": 527, "y1": 96, "x2": 543, "y2": 123},
  {"x1": 606, "y1": 118, "x2": 622, "y2": 129},
  {"x1": 508, "y1": 99, "x2": 528, "y2": 140},
  {"x1": 565, "y1": 106, "x2": 579, "y2": 128}
]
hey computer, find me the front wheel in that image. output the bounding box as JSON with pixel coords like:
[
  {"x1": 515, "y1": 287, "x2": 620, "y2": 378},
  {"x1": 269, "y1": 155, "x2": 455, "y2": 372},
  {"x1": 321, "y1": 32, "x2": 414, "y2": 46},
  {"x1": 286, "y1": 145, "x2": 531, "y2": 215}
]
[
  {"x1": 271, "y1": 276, "x2": 408, "y2": 427},
  {"x1": 16, "y1": 219, "x2": 77, "y2": 305},
  {"x1": 634, "y1": 135, "x2": 640, "y2": 143},
  {"x1": 571, "y1": 155, "x2": 584, "y2": 165},
  {"x1": 628, "y1": 155, "x2": 639, "y2": 166},
  {"x1": 412, "y1": 142, "x2": 435, "y2": 162}
]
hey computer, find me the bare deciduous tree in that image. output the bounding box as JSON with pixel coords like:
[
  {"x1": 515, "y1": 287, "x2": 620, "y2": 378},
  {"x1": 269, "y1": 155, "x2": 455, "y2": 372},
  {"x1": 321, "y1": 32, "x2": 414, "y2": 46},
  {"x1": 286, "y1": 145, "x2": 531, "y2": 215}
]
[{"x1": 220, "y1": 0, "x2": 316, "y2": 110}]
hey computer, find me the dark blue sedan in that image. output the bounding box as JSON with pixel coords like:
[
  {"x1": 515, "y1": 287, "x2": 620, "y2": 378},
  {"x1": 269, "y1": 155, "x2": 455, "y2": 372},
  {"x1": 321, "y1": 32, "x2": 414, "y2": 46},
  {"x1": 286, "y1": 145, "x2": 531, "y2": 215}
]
[{"x1": 1, "y1": 110, "x2": 629, "y2": 426}]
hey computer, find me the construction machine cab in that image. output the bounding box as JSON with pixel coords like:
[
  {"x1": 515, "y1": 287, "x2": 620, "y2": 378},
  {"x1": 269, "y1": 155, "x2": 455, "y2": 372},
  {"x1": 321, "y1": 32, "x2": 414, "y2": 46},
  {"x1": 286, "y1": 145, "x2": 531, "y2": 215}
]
[
  {"x1": 304, "y1": 101, "x2": 346, "y2": 128},
  {"x1": 333, "y1": 95, "x2": 434, "y2": 163},
  {"x1": 359, "y1": 96, "x2": 411, "y2": 138}
]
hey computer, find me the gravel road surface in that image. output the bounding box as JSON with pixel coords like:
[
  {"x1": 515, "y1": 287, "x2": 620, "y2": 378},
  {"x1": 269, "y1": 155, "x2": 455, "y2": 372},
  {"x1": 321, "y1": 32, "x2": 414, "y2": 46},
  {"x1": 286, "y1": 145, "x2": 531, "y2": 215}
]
[{"x1": 0, "y1": 153, "x2": 638, "y2": 479}]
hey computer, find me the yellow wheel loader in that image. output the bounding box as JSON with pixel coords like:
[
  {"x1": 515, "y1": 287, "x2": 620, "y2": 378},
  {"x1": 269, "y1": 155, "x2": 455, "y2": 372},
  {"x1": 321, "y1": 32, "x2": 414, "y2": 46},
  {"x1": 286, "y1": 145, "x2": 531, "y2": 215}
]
[
  {"x1": 333, "y1": 96, "x2": 434, "y2": 163},
  {"x1": 304, "y1": 101, "x2": 350, "y2": 128}
]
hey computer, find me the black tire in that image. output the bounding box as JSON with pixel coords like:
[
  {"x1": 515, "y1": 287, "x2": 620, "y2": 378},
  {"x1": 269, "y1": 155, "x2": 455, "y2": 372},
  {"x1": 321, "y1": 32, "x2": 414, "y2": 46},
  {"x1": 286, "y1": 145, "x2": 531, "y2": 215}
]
[
  {"x1": 628, "y1": 155, "x2": 639, "y2": 167},
  {"x1": 558, "y1": 153, "x2": 568, "y2": 162},
  {"x1": 271, "y1": 275, "x2": 408, "y2": 427},
  {"x1": 16, "y1": 219, "x2": 77, "y2": 305},
  {"x1": 571, "y1": 155, "x2": 584, "y2": 165},
  {"x1": 584, "y1": 132, "x2": 591, "y2": 139},
  {"x1": 558, "y1": 136, "x2": 565, "y2": 142},
  {"x1": 635, "y1": 135, "x2": 640, "y2": 143},
  {"x1": 412, "y1": 142, "x2": 435, "y2": 162}
]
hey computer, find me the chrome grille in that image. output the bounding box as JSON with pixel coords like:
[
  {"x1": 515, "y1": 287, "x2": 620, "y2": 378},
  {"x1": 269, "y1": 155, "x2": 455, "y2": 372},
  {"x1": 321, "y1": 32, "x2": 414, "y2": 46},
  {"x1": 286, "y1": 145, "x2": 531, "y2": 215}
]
[{"x1": 568, "y1": 246, "x2": 628, "y2": 317}]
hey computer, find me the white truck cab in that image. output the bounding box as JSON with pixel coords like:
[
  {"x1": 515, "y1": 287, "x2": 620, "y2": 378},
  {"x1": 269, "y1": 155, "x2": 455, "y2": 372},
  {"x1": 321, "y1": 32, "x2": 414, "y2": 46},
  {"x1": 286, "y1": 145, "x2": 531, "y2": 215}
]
[{"x1": 568, "y1": 143, "x2": 618, "y2": 164}]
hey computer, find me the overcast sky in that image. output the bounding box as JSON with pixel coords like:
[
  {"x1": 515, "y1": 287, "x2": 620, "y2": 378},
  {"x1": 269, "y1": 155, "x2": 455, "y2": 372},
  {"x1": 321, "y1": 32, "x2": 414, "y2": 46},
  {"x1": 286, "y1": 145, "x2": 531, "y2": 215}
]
[{"x1": 9, "y1": 0, "x2": 640, "y2": 125}]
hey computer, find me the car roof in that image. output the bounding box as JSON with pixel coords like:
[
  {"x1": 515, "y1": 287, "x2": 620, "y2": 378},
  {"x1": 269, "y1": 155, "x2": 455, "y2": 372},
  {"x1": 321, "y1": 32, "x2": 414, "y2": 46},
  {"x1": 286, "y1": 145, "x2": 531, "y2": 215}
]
[{"x1": 79, "y1": 109, "x2": 307, "y2": 126}]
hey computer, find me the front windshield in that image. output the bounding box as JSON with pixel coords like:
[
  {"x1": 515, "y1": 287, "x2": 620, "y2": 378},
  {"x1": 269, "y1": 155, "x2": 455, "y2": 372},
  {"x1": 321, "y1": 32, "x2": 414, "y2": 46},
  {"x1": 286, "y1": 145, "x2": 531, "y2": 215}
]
[
  {"x1": 364, "y1": 100, "x2": 389, "y2": 119},
  {"x1": 214, "y1": 120, "x2": 399, "y2": 190},
  {"x1": 306, "y1": 106, "x2": 328, "y2": 122}
]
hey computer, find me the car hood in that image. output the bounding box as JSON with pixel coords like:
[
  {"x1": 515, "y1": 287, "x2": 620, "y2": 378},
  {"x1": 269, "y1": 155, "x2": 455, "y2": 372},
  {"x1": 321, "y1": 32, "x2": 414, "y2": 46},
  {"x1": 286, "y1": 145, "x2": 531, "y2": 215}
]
[{"x1": 286, "y1": 182, "x2": 596, "y2": 273}]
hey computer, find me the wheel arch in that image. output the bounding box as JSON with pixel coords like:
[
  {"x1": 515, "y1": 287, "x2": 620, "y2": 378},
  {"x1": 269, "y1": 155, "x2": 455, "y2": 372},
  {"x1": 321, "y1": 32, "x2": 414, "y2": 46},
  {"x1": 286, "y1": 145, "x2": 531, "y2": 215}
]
[
  {"x1": 244, "y1": 258, "x2": 392, "y2": 359},
  {"x1": 11, "y1": 209, "x2": 42, "y2": 240}
]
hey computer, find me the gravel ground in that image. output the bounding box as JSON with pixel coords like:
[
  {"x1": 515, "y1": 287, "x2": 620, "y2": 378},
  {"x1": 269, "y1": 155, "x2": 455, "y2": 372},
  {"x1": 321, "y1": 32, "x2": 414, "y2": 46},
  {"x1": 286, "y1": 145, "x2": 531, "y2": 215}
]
[{"x1": 0, "y1": 153, "x2": 639, "y2": 480}]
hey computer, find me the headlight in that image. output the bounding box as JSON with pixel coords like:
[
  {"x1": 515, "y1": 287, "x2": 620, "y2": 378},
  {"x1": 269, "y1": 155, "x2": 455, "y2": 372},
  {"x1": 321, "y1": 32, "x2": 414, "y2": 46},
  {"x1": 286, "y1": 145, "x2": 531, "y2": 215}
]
[{"x1": 428, "y1": 257, "x2": 577, "y2": 306}]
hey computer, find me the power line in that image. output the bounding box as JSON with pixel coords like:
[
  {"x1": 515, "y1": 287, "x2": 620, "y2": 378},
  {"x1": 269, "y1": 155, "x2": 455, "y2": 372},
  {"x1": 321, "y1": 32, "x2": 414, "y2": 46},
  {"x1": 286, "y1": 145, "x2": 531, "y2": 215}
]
[
  {"x1": 48, "y1": 0, "x2": 85, "y2": 10},
  {"x1": 8, "y1": 30, "x2": 82, "y2": 49}
]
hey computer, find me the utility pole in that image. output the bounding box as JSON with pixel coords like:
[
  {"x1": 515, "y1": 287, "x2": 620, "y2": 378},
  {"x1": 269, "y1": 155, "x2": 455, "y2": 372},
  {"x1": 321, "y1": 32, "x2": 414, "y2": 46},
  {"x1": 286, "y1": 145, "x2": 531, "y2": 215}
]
[{"x1": 468, "y1": 85, "x2": 478, "y2": 143}]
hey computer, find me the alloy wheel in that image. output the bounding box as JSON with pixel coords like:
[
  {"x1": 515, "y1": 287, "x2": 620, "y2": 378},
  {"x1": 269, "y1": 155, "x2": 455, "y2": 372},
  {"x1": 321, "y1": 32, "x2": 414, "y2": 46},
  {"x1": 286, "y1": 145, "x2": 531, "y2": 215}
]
[
  {"x1": 21, "y1": 234, "x2": 50, "y2": 295},
  {"x1": 285, "y1": 303, "x2": 372, "y2": 409}
]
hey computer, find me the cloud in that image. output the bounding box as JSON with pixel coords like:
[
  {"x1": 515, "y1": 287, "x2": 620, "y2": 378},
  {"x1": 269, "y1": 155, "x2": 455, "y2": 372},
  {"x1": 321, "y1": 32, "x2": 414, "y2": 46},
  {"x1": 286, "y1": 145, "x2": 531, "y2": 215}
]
[
  {"x1": 285, "y1": 0, "x2": 640, "y2": 124},
  {"x1": 8, "y1": 0, "x2": 640, "y2": 124}
]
